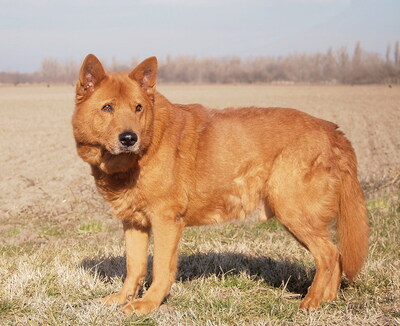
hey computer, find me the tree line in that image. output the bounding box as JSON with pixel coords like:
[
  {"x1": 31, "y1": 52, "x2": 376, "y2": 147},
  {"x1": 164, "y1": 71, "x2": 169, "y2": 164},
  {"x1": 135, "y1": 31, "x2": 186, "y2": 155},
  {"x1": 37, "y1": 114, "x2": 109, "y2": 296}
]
[{"x1": 1, "y1": 42, "x2": 400, "y2": 85}]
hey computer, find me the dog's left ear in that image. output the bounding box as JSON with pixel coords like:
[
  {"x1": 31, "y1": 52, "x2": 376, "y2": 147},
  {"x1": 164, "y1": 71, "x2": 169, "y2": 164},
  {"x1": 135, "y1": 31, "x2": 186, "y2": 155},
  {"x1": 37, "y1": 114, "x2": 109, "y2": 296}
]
[{"x1": 129, "y1": 57, "x2": 158, "y2": 96}]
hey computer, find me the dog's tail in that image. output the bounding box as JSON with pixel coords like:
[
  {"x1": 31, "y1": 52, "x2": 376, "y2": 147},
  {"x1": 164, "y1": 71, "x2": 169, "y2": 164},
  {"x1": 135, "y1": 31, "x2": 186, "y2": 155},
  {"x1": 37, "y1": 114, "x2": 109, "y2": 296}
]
[{"x1": 336, "y1": 136, "x2": 369, "y2": 282}]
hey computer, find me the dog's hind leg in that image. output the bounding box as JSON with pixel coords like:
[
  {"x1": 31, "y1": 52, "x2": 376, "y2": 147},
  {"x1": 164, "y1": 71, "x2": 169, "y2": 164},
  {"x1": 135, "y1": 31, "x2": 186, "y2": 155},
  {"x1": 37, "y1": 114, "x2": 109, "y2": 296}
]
[
  {"x1": 273, "y1": 204, "x2": 341, "y2": 309},
  {"x1": 322, "y1": 254, "x2": 342, "y2": 302},
  {"x1": 266, "y1": 149, "x2": 342, "y2": 309}
]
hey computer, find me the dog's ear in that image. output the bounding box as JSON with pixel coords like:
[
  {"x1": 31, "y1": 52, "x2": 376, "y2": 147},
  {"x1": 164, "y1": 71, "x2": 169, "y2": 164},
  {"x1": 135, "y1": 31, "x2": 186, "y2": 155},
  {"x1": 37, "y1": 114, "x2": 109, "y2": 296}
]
[
  {"x1": 129, "y1": 57, "x2": 158, "y2": 96},
  {"x1": 77, "y1": 54, "x2": 106, "y2": 96}
]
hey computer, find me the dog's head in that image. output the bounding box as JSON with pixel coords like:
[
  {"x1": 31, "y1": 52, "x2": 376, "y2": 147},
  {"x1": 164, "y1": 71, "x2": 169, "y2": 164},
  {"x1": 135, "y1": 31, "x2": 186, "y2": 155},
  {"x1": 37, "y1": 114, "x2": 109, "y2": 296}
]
[{"x1": 72, "y1": 54, "x2": 157, "y2": 170}]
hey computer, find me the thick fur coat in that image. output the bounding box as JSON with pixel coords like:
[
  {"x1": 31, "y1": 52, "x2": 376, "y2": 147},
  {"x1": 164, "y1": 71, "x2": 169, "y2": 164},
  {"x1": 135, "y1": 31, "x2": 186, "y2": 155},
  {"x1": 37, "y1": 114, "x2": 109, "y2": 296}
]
[{"x1": 72, "y1": 55, "x2": 369, "y2": 314}]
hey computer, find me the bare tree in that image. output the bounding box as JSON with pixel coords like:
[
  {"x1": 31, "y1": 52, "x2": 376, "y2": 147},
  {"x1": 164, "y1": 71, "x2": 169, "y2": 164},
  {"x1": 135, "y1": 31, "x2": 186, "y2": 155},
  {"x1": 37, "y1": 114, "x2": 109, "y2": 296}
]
[
  {"x1": 40, "y1": 58, "x2": 62, "y2": 82},
  {"x1": 395, "y1": 41, "x2": 400, "y2": 65},
  {"x1": 337, "y1": 47, "x2": 350, "y2": 83},
  {"x1": 386, "y1": 44, "x2": 392, "y2": 64}
]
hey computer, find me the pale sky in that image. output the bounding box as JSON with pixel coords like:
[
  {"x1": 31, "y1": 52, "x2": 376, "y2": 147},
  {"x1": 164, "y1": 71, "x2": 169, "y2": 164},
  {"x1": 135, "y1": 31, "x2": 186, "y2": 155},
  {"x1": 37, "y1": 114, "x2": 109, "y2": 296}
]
[{"x1": 1, "y1": 0, "x2": 399, "y2": 72}]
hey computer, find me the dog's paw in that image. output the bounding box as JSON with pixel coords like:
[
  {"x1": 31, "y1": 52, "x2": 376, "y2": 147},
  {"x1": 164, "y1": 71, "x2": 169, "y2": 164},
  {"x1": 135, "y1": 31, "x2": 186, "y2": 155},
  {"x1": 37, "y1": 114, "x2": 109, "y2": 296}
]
[
  {"x1": 121, "y1": 298, "x2": 159, "y2": 315},
  {"x1": 322, "y1": 289, "x2": 338, "y2": 303},
  {"x1": 299, "y1": 295, "x2": 321, "y2": 310},
  {"x1": 102, "y1": 292, "x2": 129, "y2": 306}
]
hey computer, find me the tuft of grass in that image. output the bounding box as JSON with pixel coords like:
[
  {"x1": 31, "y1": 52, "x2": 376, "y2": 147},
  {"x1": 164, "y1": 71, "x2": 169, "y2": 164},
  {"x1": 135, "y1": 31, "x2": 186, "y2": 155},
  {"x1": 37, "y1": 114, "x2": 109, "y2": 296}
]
[
  {"x1": 5, "y1": 227, "x2": 20, "y2": 238},
  {"x1": 257, "y1": 219, "x2": 283, "y2": 232},
  {"x1": 0, "y1": 299, "x2": 21, "y2": 315},
  {"x1": 0, "y1": 245, "x2": 24, "y2": 257},
  {"x1": 79, "y1": 221, "x2": 105, "y2": 233},
  {"x1": 40, "y1": 225, "x2": 66, "y2": 237},
  {"x1": 123, "y1": 316, "x2": 158, "y2": 326}
]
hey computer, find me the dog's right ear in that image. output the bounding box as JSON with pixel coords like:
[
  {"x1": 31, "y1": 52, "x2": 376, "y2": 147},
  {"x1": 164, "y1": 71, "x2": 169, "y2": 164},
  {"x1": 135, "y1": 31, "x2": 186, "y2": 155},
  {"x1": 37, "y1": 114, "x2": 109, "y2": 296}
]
[{"x1": 77, "y1": 54, "x2": 106, "y2": 98}]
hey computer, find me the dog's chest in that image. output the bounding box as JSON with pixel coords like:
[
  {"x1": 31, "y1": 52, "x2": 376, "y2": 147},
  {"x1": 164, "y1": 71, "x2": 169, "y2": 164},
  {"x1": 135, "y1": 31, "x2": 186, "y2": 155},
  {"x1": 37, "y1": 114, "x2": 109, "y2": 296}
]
[{"x1": 93, "y1": 172, "x2": 150, "y2": 225}]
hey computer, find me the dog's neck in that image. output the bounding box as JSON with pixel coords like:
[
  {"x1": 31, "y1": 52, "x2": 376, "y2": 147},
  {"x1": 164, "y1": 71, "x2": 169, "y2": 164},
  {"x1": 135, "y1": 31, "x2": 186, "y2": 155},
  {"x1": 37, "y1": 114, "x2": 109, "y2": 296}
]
[{"x1": 139, "y1": 92, "x2": 173, "y2": 160}]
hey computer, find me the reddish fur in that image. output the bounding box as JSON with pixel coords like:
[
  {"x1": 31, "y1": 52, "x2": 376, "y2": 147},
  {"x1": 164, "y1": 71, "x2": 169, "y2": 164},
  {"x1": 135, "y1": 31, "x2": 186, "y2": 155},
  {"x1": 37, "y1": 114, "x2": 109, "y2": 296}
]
[
  {"x1": 72, "y1": 54, "x2": 369, "y2": 314},
  {"x1": 336, "y1": 135, "x2": 369, "y2": 281}
]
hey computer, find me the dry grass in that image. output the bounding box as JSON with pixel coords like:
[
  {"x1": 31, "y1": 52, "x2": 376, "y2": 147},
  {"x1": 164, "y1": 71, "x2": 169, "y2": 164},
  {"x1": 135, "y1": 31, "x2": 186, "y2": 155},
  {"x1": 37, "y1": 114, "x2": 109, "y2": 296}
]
[{"x1": 0, "y1": 84, "x2": 399, "y2": 325}]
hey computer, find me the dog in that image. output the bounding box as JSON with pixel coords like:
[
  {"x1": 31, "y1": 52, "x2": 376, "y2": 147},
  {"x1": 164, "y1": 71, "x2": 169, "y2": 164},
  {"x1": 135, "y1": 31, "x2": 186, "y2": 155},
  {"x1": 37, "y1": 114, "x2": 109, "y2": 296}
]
[{"x1": 72, "y1": 54, "x2": 369, "y2": 314}]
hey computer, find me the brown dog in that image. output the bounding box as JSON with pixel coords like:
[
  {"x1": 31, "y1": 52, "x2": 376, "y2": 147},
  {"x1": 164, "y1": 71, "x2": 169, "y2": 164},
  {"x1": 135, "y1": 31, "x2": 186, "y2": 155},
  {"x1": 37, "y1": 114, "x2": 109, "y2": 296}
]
[{"x1": 72, "y1": 54, "x2": 369, "y2": 314}]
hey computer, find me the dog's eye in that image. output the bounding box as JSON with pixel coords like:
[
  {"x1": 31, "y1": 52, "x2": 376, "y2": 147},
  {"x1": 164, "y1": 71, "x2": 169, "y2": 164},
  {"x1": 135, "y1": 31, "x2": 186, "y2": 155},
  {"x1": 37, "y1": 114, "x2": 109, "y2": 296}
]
[
  {"x1": 102, "y1": 104, "x2": 113, "y2": 112},
  {"x1": 135, "y1": 104, "x2": 143, "y2": 112}
]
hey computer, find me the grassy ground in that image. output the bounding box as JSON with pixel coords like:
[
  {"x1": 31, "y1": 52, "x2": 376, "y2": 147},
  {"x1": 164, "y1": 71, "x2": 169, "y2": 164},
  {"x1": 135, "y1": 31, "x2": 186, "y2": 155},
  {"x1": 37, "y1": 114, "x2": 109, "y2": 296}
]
[{"x1": 1, "y1": 191, "x2": 399, "y2": 325}]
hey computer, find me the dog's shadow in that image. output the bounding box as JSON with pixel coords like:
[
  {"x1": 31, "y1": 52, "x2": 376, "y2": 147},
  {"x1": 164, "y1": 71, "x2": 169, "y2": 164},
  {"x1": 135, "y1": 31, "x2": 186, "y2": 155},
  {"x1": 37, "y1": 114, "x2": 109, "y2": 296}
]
[{"x1": 81, "y1": 252, "x2": 315, "y2": 296}]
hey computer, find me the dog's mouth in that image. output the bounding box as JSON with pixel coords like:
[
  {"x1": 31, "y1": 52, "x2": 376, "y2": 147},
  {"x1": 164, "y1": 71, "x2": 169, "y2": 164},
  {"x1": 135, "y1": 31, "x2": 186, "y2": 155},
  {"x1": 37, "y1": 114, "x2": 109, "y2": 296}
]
[
  {"x1": 108, "y1": 144, "x2": 141, "y2": 155},
  {"x1": 121, "y1": 145, "x2": 140, "y2": 154}
]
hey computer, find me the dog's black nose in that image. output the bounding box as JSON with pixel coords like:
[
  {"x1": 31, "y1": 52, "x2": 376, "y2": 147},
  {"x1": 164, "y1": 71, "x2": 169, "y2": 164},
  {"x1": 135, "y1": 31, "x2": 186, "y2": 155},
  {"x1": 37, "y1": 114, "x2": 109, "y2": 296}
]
[{"x1": 119, "y1": 131, "x2": 138, "y2": 147}]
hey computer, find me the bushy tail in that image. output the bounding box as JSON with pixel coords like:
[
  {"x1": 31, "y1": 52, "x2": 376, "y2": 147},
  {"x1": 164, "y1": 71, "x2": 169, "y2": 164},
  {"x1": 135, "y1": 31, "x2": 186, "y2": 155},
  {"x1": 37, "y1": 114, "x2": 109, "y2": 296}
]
[{"x1": 337, "y1": 145, "x2": 369, "y2": 282}]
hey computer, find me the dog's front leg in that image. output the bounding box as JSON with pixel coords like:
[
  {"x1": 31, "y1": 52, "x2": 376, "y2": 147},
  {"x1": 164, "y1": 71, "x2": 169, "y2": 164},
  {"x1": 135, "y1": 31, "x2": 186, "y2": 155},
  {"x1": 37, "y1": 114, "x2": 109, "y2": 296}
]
[
  {"x1": 122, "y1": 215, "x2": 185, "y2": 315},
  {"x1": 103, "y1": 221, "x2": 150, "y2": 306}
]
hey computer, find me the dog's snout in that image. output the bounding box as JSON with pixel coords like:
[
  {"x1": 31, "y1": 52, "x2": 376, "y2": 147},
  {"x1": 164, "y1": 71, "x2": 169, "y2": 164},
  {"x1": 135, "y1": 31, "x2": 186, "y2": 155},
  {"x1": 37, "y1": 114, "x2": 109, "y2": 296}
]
[{"x1": 119, "y1": 131, "x2": 138, "y2": 147}]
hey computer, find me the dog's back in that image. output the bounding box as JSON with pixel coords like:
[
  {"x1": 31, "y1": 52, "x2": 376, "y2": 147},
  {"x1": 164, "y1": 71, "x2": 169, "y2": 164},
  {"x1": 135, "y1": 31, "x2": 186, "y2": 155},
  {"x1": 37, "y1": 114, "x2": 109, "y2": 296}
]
[{"x1": 178, "y1": 105, "x2": 342, "y2": 224}]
